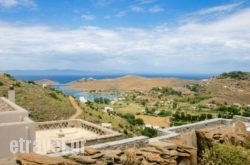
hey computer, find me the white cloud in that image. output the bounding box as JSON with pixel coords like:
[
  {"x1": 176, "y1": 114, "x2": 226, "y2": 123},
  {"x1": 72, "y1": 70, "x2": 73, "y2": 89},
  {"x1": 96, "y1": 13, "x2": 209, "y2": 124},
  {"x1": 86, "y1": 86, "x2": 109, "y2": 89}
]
[
  {"x1": 130, "y1": 5, "x2": 164, "y2": 13},
  {"x1": 0, "y1": 7, "x2": 250, "y2": 73},
  {"x1": 90, "y1": 0, "x2": 113, "y2": 7},
  {"x1": 148, "y1": 5, "x2": 164, "y2": 13},
  {"x1": 195, "y1": 2, "x2": 243, "y2": 16},
  {"x1": 135, "y1": 0, "x2": 156, "y2": 5},
  {"x1": 130, "y1": 5, "x2": 145, "y2": 13},
  {"x1": 115, "y1": 11, "x2": 126, "y2": 17},
  {"x1": 0, "y1": 0, "x2": 36, "y2": 8},
  {"x1": 184, "y1": 2, "x2": 244, "y2": 23},
  {"x1": 130, "y1": 1, "x2": 164, "y2": 14},
  {"x1": 81, "y1": 14, "x2": 96, "y2": 21}
]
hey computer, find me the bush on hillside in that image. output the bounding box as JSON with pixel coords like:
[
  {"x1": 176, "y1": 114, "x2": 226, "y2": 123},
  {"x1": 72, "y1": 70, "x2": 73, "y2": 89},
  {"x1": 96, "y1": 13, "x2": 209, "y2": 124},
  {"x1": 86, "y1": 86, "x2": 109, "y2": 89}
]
[
  {"x1": 4, "y1": 73, "x2": 15, "y2": 80},
  {"x1": 94, "y1": 97, "x2": 110, "y2": 104},
  {"x1": 141, "y1": 127, "x2": 157, "y2": 138},
  {"x1": 218, "y1": 71, "x2": 249, "y2": 80},
  {"x1": 201, "y1": 142, "x2": 250, "y2": 165}
]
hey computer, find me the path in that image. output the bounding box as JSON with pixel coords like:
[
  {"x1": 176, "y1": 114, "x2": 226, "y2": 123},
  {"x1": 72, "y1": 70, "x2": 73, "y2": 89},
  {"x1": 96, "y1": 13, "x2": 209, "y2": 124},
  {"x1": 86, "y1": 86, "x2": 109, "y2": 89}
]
[{"x1": 69, "y1": 96, "x2": 83, "y2": 119}]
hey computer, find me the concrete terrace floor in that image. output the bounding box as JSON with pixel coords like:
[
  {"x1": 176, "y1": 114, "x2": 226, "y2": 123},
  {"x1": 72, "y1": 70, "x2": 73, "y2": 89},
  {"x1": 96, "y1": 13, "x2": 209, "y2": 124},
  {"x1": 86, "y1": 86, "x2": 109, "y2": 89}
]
[{"x1": 36, "y1": 128, "x2": 99, "y2": 154}]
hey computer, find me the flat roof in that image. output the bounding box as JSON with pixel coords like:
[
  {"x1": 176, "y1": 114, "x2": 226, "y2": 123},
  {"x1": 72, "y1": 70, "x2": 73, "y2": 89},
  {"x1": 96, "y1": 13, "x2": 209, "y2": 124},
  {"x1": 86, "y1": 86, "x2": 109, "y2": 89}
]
[{"x1": 36, "y1": 128, "x2": 99, "y2": 154}]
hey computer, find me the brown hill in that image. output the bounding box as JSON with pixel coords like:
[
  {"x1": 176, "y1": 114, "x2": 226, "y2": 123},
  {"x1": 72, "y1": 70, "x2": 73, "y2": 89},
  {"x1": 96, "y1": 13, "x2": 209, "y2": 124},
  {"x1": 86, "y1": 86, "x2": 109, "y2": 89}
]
[
  {"x1": 35, "y1": 79, "x2": 58, "y2": 86},
  {"x1": 201, "y1": 78, "x2": 250, "y2": 104},
  {"x1": 68, "y1": 75, "x2": 195, "y2": 91}
]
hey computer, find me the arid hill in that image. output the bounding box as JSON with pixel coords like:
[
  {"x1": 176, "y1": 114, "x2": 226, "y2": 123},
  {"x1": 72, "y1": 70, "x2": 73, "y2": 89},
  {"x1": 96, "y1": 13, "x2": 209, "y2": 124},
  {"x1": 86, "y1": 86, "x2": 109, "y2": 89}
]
[
  {"x1": 68, "y1": 75, "x2": 195, "y2": 91},
  {"x1": 200, "y1": 77, "x2": 250, "y2": 104},
  {"x1": 35, "y1": 79, "x2": 58, "y2": 86}
]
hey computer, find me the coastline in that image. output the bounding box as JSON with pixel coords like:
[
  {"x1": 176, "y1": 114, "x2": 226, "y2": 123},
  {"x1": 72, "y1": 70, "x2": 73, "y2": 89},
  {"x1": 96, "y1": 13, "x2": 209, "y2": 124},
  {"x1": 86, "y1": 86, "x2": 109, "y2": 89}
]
[{"x1": 12, "y1": 73, "x2": 214, "y2": 84}]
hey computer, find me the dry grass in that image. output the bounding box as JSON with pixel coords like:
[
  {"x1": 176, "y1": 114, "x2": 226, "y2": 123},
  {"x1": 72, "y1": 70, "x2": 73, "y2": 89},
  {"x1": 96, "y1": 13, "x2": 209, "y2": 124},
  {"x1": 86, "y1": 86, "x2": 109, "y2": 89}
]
[
  {"x1": 79, "y1": 103, "x2": 130, "y2": 132},
  {"x1": 114, "y1": 102, "x2": 144, "y2": 115},
  {"x1": 0, "y1": 74, "x2": 75, "y2": 122},
  {"x1": 123, "y1": 148, "x2": 140, "y2": 165},
  {"x1": 203, "y1": 78, "x2": 250, "y2": 104},
  {"x1": 136, "y1": 115, "x2": 170, "y2": 128}
]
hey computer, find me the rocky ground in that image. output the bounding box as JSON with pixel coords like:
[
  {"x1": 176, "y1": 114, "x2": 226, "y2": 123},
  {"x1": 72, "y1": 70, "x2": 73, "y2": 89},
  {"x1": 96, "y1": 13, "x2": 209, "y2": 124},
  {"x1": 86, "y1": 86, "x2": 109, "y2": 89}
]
[{"x1": 15, "y1": 141, "x2": 196, "y2": 165}]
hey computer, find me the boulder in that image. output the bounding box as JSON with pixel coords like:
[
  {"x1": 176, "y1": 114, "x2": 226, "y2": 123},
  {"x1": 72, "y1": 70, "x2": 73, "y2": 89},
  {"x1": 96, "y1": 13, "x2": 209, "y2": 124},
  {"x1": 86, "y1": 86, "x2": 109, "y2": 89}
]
[
  {"x1": 178, "y1": 158, "x2": 191, "y2": 165},
  {"x1": 142, "y1": 152, "x2": 163, "y2": 163},
  {"x1": 15, "y1": 153, "x2": 77, "y2": 165},
  {"x1": 69, "y1": 155, "x2": 96, "y2": 164},
  {"x1": 84, "y1": 147, "x2": 100, "y2": 155},
  {"x1": 90, "y1": 153, "x2": 104, "y2": 159},
  {"x1": 234, "y1": 121, "x2": 247, "y2": 136},
  {"x1": 140, "y1": 147, "x2": 161, "y2": 154},
  {"x1": 148, "y1": 141, "x2": 177, "y2": 150}
]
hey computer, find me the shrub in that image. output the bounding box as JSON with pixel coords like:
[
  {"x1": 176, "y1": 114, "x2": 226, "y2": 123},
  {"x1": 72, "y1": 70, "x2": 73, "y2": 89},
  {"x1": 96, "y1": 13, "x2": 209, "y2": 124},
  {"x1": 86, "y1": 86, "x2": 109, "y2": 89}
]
[
  {"x1": 94, "y1": 97, "x2": 110, "y2": 104},
  {"x1": 141, "y1": 127, "x2": 157, "y2": 138},
  {"x1": 123, "y1": 129, "x2": 128, "y2": 135},
  {"x1": 201, "y1": 142, "x2": 250, "y2": 165},
  {"x1": 135, "y1": 118, "x2": 144, "y2": 125},
  {"x1": 219, "y1": 71, "x2": 249, "y2": 80},
  {"x1": 49, "y1": 92, "x2": 59, "y2": 100},
  {"x1": 14, "y1": 82, "x2": 21, "y2": 87},
  {"x1": 123, "y1": 113, "x2": 135, "y2": 125},
  {"x1": 27, "y1": 80, "x2": 36, "y2": 84},
  {"x1": 0, "y1": 81, "x2": 3, "y2": 86},
  {"x1": 118, "y1": 123, "x2": 123, "y2": 128},
  {"x1": 158, "y1": 110, "x2": 171, "y2": 117},
  {"x1": 4, "y1": 73, "x2": 15, "y2": 80}
]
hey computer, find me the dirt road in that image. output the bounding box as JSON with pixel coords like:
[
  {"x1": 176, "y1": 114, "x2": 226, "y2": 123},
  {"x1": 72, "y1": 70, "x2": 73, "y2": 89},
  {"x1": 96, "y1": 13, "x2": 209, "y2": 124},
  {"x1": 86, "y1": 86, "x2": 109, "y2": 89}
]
[{"x1": 69, "y1": 96, "x2": 82, "y2": 119}]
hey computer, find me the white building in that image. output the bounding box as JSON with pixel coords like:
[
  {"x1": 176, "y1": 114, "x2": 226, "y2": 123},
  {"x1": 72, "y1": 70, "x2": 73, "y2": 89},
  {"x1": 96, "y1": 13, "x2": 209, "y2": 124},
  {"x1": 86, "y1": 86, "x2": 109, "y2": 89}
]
[
  {"x1": 103, "y1": 107, "x2": 114, "y2": 113},
  {"x1": 101, "y1": 123, "x2": 112, "y2": 129},
  {"x1": 79, "y1": 96, "x2": 87, "y2": 103},
  {"x1": 0, "y1": 97, "x2": 35, "y2": 159}
]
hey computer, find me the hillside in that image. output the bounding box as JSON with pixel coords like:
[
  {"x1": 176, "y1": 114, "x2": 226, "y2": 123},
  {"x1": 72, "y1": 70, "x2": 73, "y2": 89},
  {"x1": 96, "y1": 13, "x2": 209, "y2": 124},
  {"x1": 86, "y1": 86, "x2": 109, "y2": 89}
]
[
  {"x1": 69, "y1": 75, "x2": 196, "y2": 91},
  {"x1": 200, "y1": 71, "x2": 250, "y2": 104},
  {"x1": 217, "y1": 71, "x2": 250, "y2": 80},
  {"x1": 0, "y1": 73, "x2": 75, "y2": 121},
  {"x1": 35, "y1": 79, "x2": 59, "y2": 86},
  {"x1": 0, "y1": 73, "x2": 135, "y2": 135},
  {"x1": 66, "y1": 72, "x2": 250, "y2": 127}
]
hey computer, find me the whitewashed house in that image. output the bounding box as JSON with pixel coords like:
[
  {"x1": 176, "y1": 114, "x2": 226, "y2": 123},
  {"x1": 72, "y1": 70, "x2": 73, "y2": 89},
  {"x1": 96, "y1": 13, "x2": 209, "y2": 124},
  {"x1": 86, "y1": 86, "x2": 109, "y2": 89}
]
[
  {"x1": 79, "y1": 96, "x2": 87, "y2": 103},
  {"x1": 101, "y1": 123, "x2": 112, "y2": 129},
  {"x1": 103, "y1": 107, "x2": 114, "y2": 113}
]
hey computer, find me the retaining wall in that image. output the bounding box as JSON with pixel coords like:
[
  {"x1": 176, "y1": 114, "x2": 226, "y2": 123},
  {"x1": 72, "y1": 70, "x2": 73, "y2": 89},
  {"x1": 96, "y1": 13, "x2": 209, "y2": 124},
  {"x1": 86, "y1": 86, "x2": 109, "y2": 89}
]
[{"x1": 90, "y1": 136, "x2": 149, "y2": 150}]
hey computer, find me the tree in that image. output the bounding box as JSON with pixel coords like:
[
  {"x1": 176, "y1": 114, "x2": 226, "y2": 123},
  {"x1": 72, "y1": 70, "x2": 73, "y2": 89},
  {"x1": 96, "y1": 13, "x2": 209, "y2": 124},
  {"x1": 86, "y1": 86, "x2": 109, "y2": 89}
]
[
  {"x1": 141, "y1": 127, "x2": 157, "y2": 138},
  {"x1": 172, "y1": 102, "x2": 177, "y2": 109},
  {"x1": 135, "y1": 118, "x2": 144, "y2": 125},
  {"x1": 123, "y1": 113, "x2": 135, "y2": 125}
]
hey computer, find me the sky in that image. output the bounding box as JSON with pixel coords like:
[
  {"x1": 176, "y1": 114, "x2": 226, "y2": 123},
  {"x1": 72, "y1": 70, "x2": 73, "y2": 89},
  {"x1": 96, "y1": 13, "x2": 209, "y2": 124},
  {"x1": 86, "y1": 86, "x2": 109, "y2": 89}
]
[{"x1": 0, "y1": 0, "x2": 250, "y2": 74}]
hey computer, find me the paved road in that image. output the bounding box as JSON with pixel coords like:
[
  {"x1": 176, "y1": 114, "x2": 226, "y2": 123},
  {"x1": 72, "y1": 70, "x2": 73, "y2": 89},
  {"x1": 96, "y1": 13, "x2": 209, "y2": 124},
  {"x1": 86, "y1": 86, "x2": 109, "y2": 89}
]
[{"x1": 69, "y1": 96, "x2": 83, "y2": 119}]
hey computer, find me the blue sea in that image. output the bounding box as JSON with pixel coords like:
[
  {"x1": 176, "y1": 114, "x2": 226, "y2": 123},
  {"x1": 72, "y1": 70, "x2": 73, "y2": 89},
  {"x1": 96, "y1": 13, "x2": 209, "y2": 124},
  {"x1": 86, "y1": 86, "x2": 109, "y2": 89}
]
[{"x1": 13, "y1": 73, "x2": 214, "y2": 101}]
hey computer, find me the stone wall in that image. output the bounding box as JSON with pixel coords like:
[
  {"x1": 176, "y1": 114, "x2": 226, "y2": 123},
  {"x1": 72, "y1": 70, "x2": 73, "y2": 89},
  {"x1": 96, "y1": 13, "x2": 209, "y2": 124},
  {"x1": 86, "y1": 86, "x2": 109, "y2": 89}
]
[
  {"x1": 159, "y1": 118, "x2": 232, "y2": 135},
  {"x1": 10, "y1": 115, "x2": 250, "y2": 164},
  {"x1": 90, "y1": 136, "x2": 149, "y2": 150},
  {"x1": 233, "y1": 115, "x2": 250, "y2": 123},
  {"x1": 36, "y1": 119, "x2": 120, "y2": 136}
]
